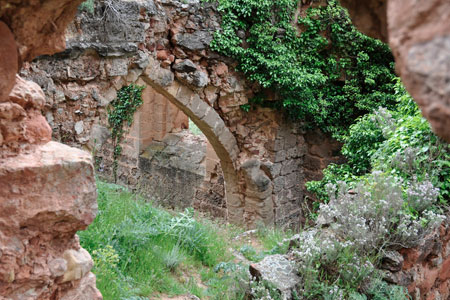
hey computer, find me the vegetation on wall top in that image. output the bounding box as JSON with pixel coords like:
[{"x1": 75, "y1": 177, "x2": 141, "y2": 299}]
[{"x1": 206, "y1": 0, "x2": 397, "y2": 137}]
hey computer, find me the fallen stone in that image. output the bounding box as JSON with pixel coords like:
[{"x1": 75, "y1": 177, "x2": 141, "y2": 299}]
[{"x1": 250, "y1": 254, "x2": 301, "y2": 300}]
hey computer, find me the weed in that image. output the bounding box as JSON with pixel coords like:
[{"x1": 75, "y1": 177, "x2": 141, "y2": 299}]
[{"x1": 162, "y1": 245, "x2": 185, "y2": 272}]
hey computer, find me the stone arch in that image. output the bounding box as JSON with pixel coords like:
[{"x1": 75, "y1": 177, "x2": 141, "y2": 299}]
[
  {"x1": 136, "y1": 67, "x2": 244, "y2": 224},
  {"x1": 20, "y1": 0, "x2": 321, "y2": 229}
]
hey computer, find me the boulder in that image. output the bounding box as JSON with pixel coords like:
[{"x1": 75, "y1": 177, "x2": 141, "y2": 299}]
[
  {"x1": 250, "y1": 254, "x2": 301, "y2": 300},
  {"x1": 0, "y1": 141, "x2": 99, "y2": 298}
]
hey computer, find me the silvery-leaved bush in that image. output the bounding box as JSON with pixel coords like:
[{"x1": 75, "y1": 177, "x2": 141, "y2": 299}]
[
  {"x1": 249, "y1": 277, "x2": 280, "y2": 300},
  {"x1": 372, "y1": 107, "x2": 396, "y2": 138},
  {"x1": 316, "y1": 171, "x2": 444, "y2": 252},
  {"x1": 407, "y1": 177, "x2": 440, "y2": 213}
]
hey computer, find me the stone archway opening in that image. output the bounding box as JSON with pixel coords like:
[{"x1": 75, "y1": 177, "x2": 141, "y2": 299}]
[{"x1": 123, "y1": 82, "x2": 230, "y2": 219}]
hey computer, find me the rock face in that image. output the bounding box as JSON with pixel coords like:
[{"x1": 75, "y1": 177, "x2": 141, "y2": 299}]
[
  {"x1": 0, "y1": 0, "x2": 101, "y2": 299},
  {"x1": 340, "y1": 0, "x2": 450, "y2": 143},
  {"x1": 0, "y1": 0, "x2": 83, "y2": 62},
  {"x1": 138, "y1": 131, "x2": 226, "y2": 217},
  {"x1": 388, "y1": 0, "x2": 450, "y2": 142},
  {"x1": 339, "y1": 0, "x2": 387, "y2": 41},
  {"x1": 0, "y1": 142, "x2": 100, "y2": 299},
  {"x1": 380, "y1": 219, "x2": 450, "y2": 300}
]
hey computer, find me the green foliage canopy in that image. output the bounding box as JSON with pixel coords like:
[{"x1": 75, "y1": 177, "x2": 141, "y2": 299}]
[
  {"x1": 307, "y1": 82, "x2": 450, "y2": 207},
  {"x1": 207, "y1": 0, "x2": 397, "y2": 136}
]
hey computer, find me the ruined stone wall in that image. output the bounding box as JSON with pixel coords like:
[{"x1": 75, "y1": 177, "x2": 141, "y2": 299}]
[
  {"x1": 302, "y1": 130, "x2": 343, "y2": 204},
  {"x1": 25, "y1": 0, "x2": 333, "y2": 228},
  {"x1": 0, "y1": 0, "x2": 101, "y2": 298}
]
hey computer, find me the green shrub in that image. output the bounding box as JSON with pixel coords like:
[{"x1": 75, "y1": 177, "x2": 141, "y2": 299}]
[
  {"x1": 341, "y1": 114, "x2": 385, "y2": 175},
  {"x1": 307, "y1": 82, "x2": 450, "y2": 206},
  {"x1": 205, "y1": 0, "x2": 397, "y2": 136},
  {"x1": 161, "y1": 245, "x2": 185, "y2": 272}
]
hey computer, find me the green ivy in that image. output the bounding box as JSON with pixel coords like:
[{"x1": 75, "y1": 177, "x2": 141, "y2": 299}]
[
  {"x1": 205, "y1": 0, "x2": 397, "y2": 136},
  {"x1": 107, "y1": 84, "x2": 145, "y2": 182}
]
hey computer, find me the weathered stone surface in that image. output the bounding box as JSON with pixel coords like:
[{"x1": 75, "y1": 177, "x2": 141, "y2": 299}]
[
  {"x1": 176, "y1": 70, "x2": 209, "y2": 88},
  {"x1": 88, "y1": 124, "x2": 111, "y2": 151},
  {"x1": 340, "y1": 0, "x2": 387, "y2": 41},
  {"x1": 381, "y1": 250, "x2": 404, "y2": 272},
  {"x1": 145, "y1": 58, "x2": 175, "y2": 87},
  {"x1": 0, "y1": 21, "x2": 18, "y2": 102},
  {"x1": 62, "y1": 248, "x2": 94, "y2": 283},
  {"x1": 250, "y1": 255, "x2": 301, "y2": 300},
  {"x1": 137, "y1": 131, "x2": 225, "y2": 213},
  {"x1": 8, "y1": 75, "x2": 46, "y2": 109},
  {"x1": 388, "y1": 0, "x2": 450, "y2": 142},
  {"x1": 0, "y1": 0, "x2": 84, "y2": 61},
  {"x1": 395, "y1": 218, "x2": 450, "y2": 299},
  {"x1": 174, "y1": 31, "x2": 213, "y2": 51},
  {"x1": 0, "y1": 0, "x2": 102, "y2": 299},
  {"x1": 1, "y1": 76, "x2": 52, "y2": 156},
  {"x1": 0, "y1": 142, "x2": 99, "y2": 298},
  {"x1": 60, "y1": 272, "x2": 103, "y2": 300},
  {"x1": 74, "y1": 121, "x2": 84, "y2": 135}
]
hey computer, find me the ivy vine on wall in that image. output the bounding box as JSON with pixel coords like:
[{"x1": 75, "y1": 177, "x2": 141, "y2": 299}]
[
  {"x1": 107, "y1": 84, "x2": 145, "y2": 182},
  {"x1": 206, "y1": 0, "x2": 397, "y2": 137}
]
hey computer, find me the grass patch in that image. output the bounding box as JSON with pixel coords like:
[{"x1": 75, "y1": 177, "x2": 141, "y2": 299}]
[{"x1": 78, "y1": 181, "x2": 287, "y2": 299}]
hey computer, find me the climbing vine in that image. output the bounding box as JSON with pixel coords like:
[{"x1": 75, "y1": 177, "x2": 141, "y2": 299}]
[
  {"x1": 206, "y1": 0, "x2": 397, "y2": 137},
  {"x1": 107, "y1": 84, "x2": 145, "y2": 182}
]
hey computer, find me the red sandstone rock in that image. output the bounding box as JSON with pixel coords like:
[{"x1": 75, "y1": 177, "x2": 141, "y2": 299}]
[
  {"x1": 8, "y1": 75, "x2": 46, "y2": 109},
  {"x1": 0, "y1": 142, "x2": 100, "y2": 299},
  {"x1": 215, "y1": 62, "x2": 229, "y2": 77},
  {"x1": 339, "y1": 0, "x2": 387, "y2": 42},
  {"x1": 0, "y1": 22, "x2": 18, "y2": 102},
  {"x1": 23, "y1": 111, "x2": 52, "y2": 145},
  {"x1": 388, "y1": 0, "x2": 450, "y2": 142},
  {"x1": 0, "y1": 0, "x2": 84, "y2": 62},
  {"x1": 0, "y1": 76, "x2": 53, "y2": 155},
  {"x1": 438, "y1": 257, "x2": 450, "y2": 281},
  {"x1": 157, "y1": 50, "x2": 170, "y2": 61},
  {"x1": 0, "y1": 1, "x2": 101, "y2": 298}
]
